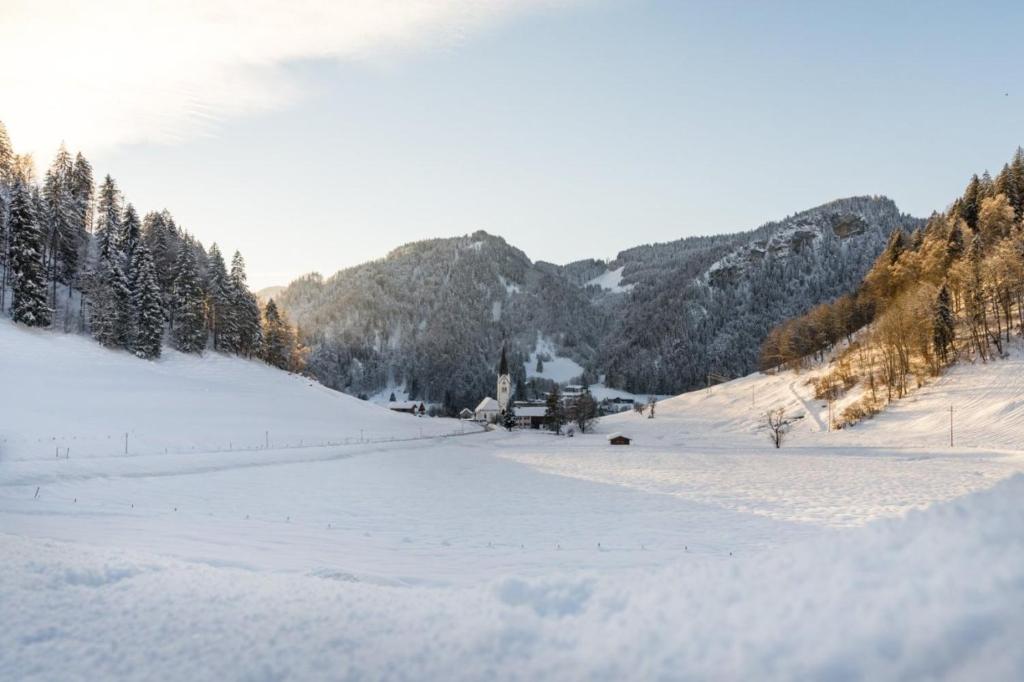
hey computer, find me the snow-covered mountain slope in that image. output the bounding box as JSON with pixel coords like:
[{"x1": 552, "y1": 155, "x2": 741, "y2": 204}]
[
  {"x1": 0, "y1": 320, "x2": 464, "y2": 463},
  {"x1": 277, "y1": 197, "x2": 917, "y2": 403}
]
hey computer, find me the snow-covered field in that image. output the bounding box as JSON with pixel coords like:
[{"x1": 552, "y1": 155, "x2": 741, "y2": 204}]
[{"x1": 2, "y1": 321, "x2": 1023, "y2": 680}]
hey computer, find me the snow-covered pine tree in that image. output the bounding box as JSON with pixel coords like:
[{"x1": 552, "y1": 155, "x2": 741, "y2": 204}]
[
  {"x1": 42, "y1": 147, "x2": 76, "y2": 290},
  {"x1": 502, "y1": 404, "x2": 516, "y2": 431},
  {"x1": 170, "y1": 246, "x2": 206, "y2": 354},
  {"x1": 128, "y1": 243, "x2": 164, "y2": 359},
  {"x1": 94, "y1": 175, "x2": 121, "y2": 261},
  {"x1": 205, "y1": 243, "x2": 235, "y2": 352},
  {"x1": 118, "y1": 203, "x2": 141, "y2": 262},
  {"x1": 142, "y1": 211, "x2": 178, "y2": 295},
  {"x1": 8, "y1": 182, "x2": 52, "y2": 327},
  {"x1": 229, "y1": 251, "x2": 262, "y2": 357},
  {"x1": 89, "y1": 253, "x2": 131, "y2": 348}
]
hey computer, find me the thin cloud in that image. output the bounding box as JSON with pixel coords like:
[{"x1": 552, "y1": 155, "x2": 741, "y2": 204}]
[{"x1": 0, "y1": 0, "x2": 570, "y2": 155}]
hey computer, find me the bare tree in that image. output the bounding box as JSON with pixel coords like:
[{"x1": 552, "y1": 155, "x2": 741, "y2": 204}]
[
  {"x1": 766, "y1": 407, "x2": 788, "y2": 449},
  {"x1": 647, "y1": 395, "x2": 656, "y2": 419}
]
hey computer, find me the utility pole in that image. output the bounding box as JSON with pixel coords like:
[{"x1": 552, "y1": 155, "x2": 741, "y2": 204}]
[{"x1": 124, "y1": 432, "x2": 128, "y2": 454}]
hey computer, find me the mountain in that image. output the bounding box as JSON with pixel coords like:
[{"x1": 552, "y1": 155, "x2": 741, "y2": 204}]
[
  {"x1": 276, "y1": 196, "x2": 919, "y2": 407},
  {"x1": 255, "y1": 286, "x2": 285, "y2": 302}
]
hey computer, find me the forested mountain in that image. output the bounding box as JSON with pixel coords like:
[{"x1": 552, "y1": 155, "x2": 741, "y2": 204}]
[
  {"x1": 0, "y1": 121, "x2": 301, "y2": 369},
  {"x1": 278, "y1": 196, "x2": 918, "y2": 406}
]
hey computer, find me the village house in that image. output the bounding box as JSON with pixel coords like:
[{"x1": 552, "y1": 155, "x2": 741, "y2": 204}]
[
  {"x1": 388, "y1": 401, "x2": 425, "y2": 416},
  {"x1": 513, "y1": 406, "x2": 547, "y2": 429}
]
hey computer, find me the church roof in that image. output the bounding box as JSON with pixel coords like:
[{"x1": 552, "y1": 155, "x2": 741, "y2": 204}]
[{"x1": 475, "y1": 397, "x2": 500, "y2": 412}]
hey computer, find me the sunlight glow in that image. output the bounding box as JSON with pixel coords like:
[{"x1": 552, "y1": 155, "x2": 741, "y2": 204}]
[{"x1": 0, "y1": 0, "x2": 570, "y2": 158}]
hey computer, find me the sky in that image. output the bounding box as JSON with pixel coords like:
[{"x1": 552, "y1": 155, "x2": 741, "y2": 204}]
[{"x1": 2, "y1": 0, "x2": 1023, "y2": 289}]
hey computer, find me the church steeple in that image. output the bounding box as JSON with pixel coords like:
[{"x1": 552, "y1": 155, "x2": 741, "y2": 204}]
[
  {"x1": 497, "y1": 345, "x2": 511, "y2": 414},
  {"x1": 498, "y1": 345, "x2": 509, "y2": 377}
]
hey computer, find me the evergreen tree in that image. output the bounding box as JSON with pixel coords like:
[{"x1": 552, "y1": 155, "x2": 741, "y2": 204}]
[
  {"x1": 128, "y1": 244, "x2": 164, "y2": 359},
  {"x1": 170, "y1": 247, "x2": 206, "y2": 354},
  {"x1": 42, "y1": 146, "x2": 77, "y2": 288},
  {"x1": 118, "y1": 203, "x2": 142, "y2": 260},
  {"x1": 94, "y1": 175, "x2": 121, "y2": 260},
  {"x1": 261, "y1": 298, "x2": 296, "y2": 370},
  {"x1": 503, "y1": 404, "x2": 517, "y2": 431},
  {"x1": 8, "y1": 183, "x2": 51, "y2": 327},
  {"x1": 229, "y1": 251, "x2": 261, "y2": 356},
  {"x1": 205, "y1": 243, "x2": 235, "y2": 351},
  {"x1": 89, "y1": 254, "x2": 131, "y2": 348},
  {"x1": 958, "y1": 174, "x2": 982, "y2": 230},
  {"x1": 933, "y1": 285, "x2": 955, "y2": 365}
]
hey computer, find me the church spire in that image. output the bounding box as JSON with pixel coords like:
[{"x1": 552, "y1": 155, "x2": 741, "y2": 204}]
[{"x1": 498, "y1": 345, "x2": 509, "y2": 376}]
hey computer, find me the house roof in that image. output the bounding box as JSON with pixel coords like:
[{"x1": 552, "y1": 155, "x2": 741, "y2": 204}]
[
  {"x1": 475, "y1": 397, "x2": 499, "y2": 412},
  {"x1": 514, "y1": 406, "x2": 547, "y2": 417},
  {"x1": 388, "y1": 401, "x2": 423, "y2": 410},
  {"x1": 607, "y1": 433, "x2": 630, "y2": 440}
]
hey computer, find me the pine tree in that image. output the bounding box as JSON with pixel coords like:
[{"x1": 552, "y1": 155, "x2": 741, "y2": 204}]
[
  {"x1": 42, "y1": 146, "x2": 77, "y2": 289},
  {"x1": 205, "y1": 243, "x2": 235, "y2": 351},
  {"x1": 8, "y1": 183, "x2": 51, "y2": 327},
  {"x1": 229, "y1": 252, "x2": 262, "y2": 357},
  {"x1": 933, "y1": 285, "x2": 955, "y2": 365},
  {"x1": 128, "y1": 244, "x2": 164, "y2": 359},
  {"x1": 119, "y1": 203, "x2": 142, "y2": 260},
  {"x1": 170, "y1": 247, "x2": 206, "y2": 354},
  {"x1": 89, "y1": 254, "x2": 131, "y2": 348},
  {"x1": 94, "y1": 175, "x2": 120, "y2": 260},
  {"x1": 261, "y1": 298, "x2": 296, "y2": 370},
  {"x1": 503, "y1": 404, "x2": 517, "y2": 431},
  {"x1": 958, "y1": 174, "x2": 982, "y2": 230}
]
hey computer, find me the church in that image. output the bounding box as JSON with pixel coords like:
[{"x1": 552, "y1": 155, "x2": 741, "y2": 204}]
[{"x1": 473, "y1": 347, "x2": 512, "y2": 423}]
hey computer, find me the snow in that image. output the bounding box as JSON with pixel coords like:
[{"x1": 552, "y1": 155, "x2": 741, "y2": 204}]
[
  {"x1": 2, "y1": 319, "x2": 1023, "y2": 679},
  {"x1": 585, "y1": 265, "x2": 633, "y2": 293},
  {"x1": 0, "y1": 321, "x2": 462, "y2": 461},
  {"x1": 525, "y1": 336, "x2": 585, "y2": 383}
]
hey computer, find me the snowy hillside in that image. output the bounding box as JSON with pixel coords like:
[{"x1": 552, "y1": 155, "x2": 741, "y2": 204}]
[
  {"x1": 0, "y1": 320, "x2": 465, "y2": 462},
  {"x1": 2, "y1": 322, "x2": 1022, "y2": 679}
]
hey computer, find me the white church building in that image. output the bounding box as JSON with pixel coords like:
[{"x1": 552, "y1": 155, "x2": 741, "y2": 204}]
[{"x1": 474, "y1": 353, "x2": 512, "y2": 423}]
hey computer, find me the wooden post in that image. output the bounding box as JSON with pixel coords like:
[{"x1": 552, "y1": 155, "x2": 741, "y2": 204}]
[{"x1": 950, "y1": 405, "x2": 954, "y2": 447}]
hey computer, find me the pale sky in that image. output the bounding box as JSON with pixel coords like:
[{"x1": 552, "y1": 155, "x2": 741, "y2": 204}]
[{"x1": 3, "y1": 0, "x2": 1023, "y2": 288}]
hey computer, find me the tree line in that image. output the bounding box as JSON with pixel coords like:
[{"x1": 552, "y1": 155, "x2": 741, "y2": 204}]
[
  {"x1": 761, "y1": 148, "x2": 1024, "y2": 423},
  {"x1": 0, "y1": 121, "x2": 302, "y2": 370}
]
